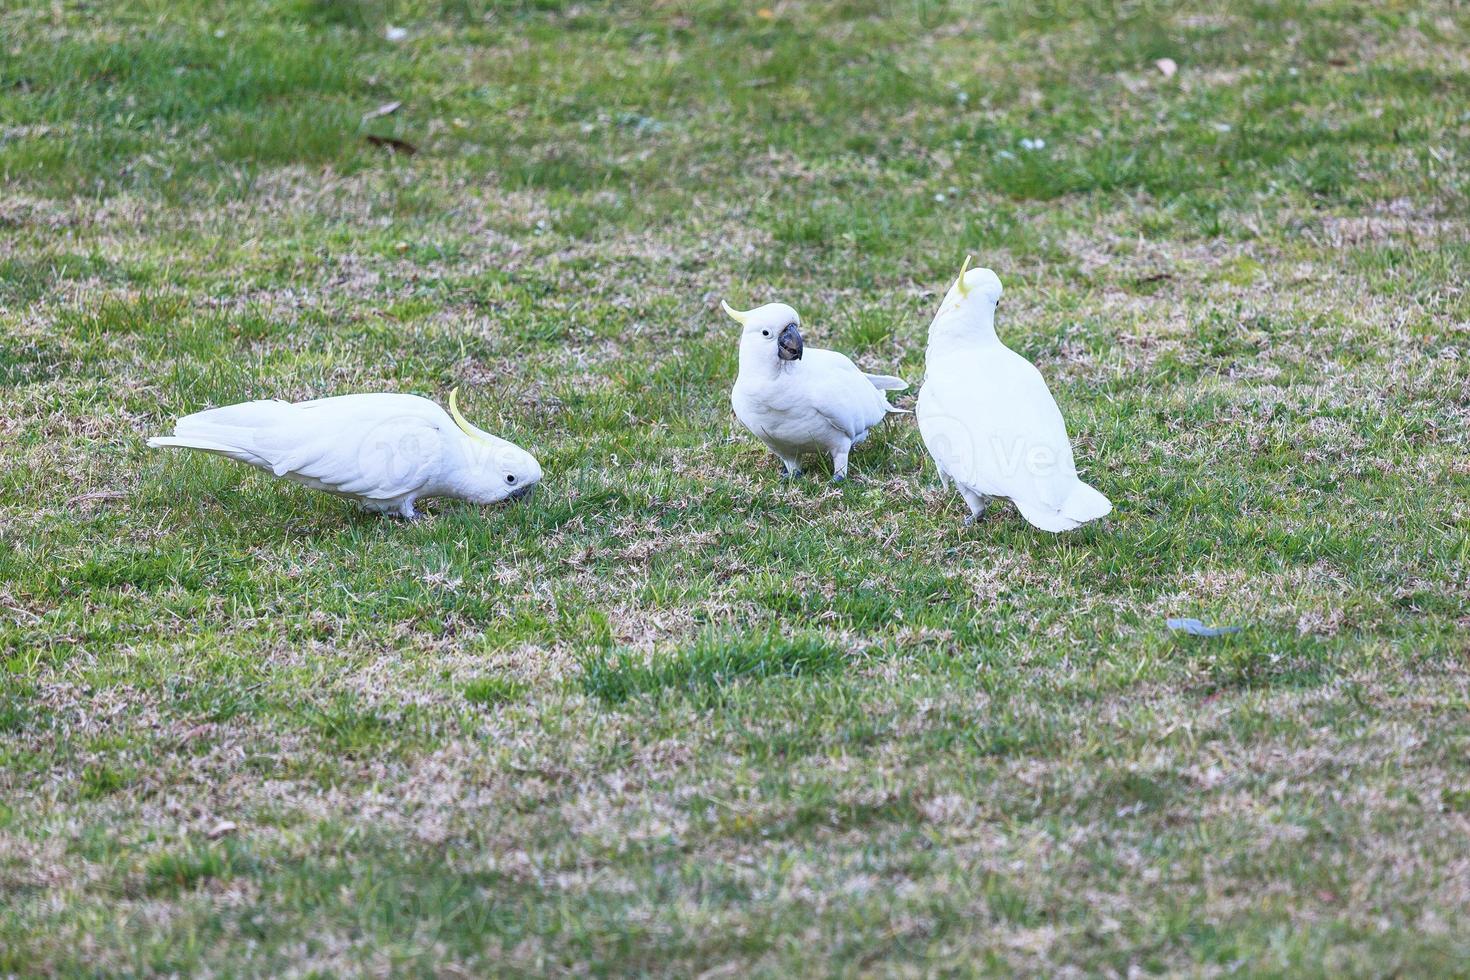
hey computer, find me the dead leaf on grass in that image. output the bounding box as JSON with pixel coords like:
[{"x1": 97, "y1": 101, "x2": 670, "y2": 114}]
[
  {"x1": 1167, "y1": 617, "x2": 1244, "y2": 637},
  {"x1": 364, "y1": 134, "x2": 418, "y2": 155}
]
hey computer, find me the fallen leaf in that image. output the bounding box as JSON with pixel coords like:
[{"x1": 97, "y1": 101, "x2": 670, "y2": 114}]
[
  {"x1": 1154, "y1": 58, "x2": 1177, "y2": 78},
  {"x1": 364, "y1": 134, "x2": 417, "y2": 155},
  {"x1": 180, "y1": 723, "x2": 215, "y2": 743},
  {"x1": 756, "y1": 8, "x2": 775, "y2": 19},
  {"x1": 361, "y1": 100, "x2": 401, "y2": 123},
  {"x1": 207, "y1": 820, "x2": 237, "y2": 839},
  {"x1": 615, "y1": 112, "x2": 665, "y2": 135},
  {"x1": 1167, "y1": 617, "x2": 1243, "y2": 637}
]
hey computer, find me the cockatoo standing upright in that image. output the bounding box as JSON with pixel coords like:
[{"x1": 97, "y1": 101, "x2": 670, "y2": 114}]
[
  {"x1": 917, "y1": 258, "x2": 1111, "y2": 531},
  {"x1": 724, "y1": 300, "x2": 908, "y2": 481},
  {"x1": 148, "y1": 389, "x2": 541, "y2": 518}
]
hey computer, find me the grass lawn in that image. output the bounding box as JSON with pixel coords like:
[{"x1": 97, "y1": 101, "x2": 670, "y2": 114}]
[{"x1": 3, "y1": 0, "x2": 1469, "y2": 973}]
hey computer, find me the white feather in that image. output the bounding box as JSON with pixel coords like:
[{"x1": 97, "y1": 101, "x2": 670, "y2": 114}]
[
  {"x1": 862, "y1": 372, "x2": 908, "y2": 392},
  {"x1": 148, "y1": 392, "x2": 541, "y2": 518},
  {"x1": 917, "y1": 266, "x2": 1111, "y2": 532}
]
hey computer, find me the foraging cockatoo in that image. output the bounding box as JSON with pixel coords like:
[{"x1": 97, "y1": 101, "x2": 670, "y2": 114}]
[
  {"x1": 724, "y1": 300, "x2": 908, "y2": 480},
  {"x1": 917, "y1": 258, "x2": 1111, "y2": 531},
  {"x1": 147, "y1": 390, "x2": 541, "y2": 518}
]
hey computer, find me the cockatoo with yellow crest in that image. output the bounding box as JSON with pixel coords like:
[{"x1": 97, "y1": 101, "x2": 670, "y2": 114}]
[
  {"x1": 917, "y1": 257, "x2": 1111, "y2": 532},
  {"x1": 723, "y1": 299, "x2": 908, "y2": 481},
  {"x1": 147, "y1": 390, "x2": 541, "y2": 518}
]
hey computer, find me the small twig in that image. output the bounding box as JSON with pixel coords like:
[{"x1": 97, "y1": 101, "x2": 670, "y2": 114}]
[
  {"x1": 68, "y1": 490, "x2": 126, "y2": 506},
  {"x1": 361, "y1": 100, "x2": 402, "y2": 123},
  {"x1": 3, "y1": 604, "x2": 40, "y2": 623}
]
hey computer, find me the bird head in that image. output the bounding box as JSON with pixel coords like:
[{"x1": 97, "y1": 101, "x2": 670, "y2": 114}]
[
  {"x1": 722, "y1": 300, "x2": 804, "y2": 363},
  {"x1": 928, "y1": 255, "x2": 1004, "y2": 343},
  {"x1": 447, "y1": 388, "x2": 543, "y2": 503}
]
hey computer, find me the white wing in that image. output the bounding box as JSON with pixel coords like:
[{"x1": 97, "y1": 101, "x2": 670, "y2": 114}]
[
  {"x1": 267, "y1": 413, "x2": 444, "y2": 500},
  {"x1": 801, "y1": 348, "x2": 894, "y2": 438}
]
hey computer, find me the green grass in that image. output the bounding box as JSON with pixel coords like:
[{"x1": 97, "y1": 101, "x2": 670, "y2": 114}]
[
  {"x1": 2, "y1": 0, "x2": 1469, "y2": 973},
  {"x1": 462, "y1": 674, "x2": 528, "y2": 706},
  {"x1": 579, "y1": 630, "x2": 848, "y2": 705}
]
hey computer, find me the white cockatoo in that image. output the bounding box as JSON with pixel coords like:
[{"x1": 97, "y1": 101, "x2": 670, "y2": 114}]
[
  {"x1": 724, "y1": 300, "x2": 908, "y2": 481},
  {"x1": 917, "y1": 257, "x2": 1111, "y2": 532},
  {"x1": 147, "y1": 390, "x2": 542, "y2": 518}
]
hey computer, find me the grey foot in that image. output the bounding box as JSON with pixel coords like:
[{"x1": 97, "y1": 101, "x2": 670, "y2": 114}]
[
  {"x1": 962, "y1": 506, "x2": 991, "y2": 527},
  {"x1": 832, "y1": 472, "x2": 847, "y2": 484}
]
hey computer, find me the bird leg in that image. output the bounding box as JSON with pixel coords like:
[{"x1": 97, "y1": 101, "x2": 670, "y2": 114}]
[
  {"x1": 830, "y1": 444, "x2": 851, "y2": 483},
  {"x1": 778, "y1": 455, "x2": 803, "y2": 479},
  {"x1": 959, "y1": 488, "x2": 991, "y2": 526},
  {"x1": 398, "y1": 498, "x2": 420, "y2": 520}
]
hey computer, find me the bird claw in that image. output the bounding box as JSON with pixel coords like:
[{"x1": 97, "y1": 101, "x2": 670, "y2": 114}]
[{"x1": 832, "y1": 473, "x2": 846, "y2": 484}]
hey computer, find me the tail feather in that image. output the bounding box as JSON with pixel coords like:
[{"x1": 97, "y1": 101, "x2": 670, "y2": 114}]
[
  {"x1": 864, "y1": 373, "x2": 908, "y2": 391},
  {"x1": 148, "y1": 435, "x2": 241, "y2": 453},
  {"x1": 172, "y1": 400, "x2": 292, "y2": 439},
  {"x1": 148, "y1": 400, "x2": 293, "y2": 469},
  {"x1": 147, "y1": 435, "x2": 273, "y2": 470},
  {"x1": 1012, "y1": 480, "x2": 1112, "y2": 533}
]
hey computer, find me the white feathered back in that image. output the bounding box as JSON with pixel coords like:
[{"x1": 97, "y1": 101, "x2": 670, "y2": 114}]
[{"x1": 918, "y1": 263, "x2": 1111, "y2": 531}]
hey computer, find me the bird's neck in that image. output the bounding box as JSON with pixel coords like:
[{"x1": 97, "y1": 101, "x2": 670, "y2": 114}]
[
  {"x1": 739, "y1": 346, "x2": 795, "y2": 381},
  {"x1": 437, "y1": 436, "x2": 482, "y2": 494},
  {"x1": 927, "y1": 309, "x2": 998, "y2": 357}
]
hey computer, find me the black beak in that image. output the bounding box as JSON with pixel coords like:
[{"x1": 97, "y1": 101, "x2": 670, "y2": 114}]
[
  {"x1": 506, "y1": 483, "x2": 537, "y2": 502},
  {"x1": 777, "y1": 323, "x2": 803, "y2": 361}
]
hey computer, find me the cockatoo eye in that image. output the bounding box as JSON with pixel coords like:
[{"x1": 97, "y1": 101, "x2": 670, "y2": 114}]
[
  {"x1": 505, "y1": 474, "x2": 517, "y2": 485},
  {"x1": 761, "y1": 329, "x2": 770, "y2": 337}
]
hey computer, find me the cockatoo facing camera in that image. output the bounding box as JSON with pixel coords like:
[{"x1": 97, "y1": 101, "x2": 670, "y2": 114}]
[{"x1": 725, "y1": 300, "x2": 908, "y2": 481}]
